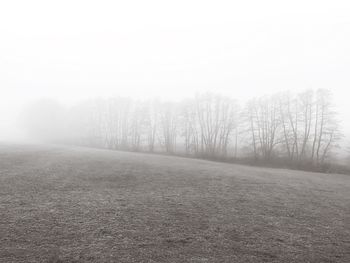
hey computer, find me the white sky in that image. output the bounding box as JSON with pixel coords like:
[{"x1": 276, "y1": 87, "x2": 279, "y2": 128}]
[{"x1": 0, "y1": 0, "x2": 349, "y2": 141}]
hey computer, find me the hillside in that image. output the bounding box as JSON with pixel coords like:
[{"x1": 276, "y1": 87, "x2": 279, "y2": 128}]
[{"x1": 0, "y1": 144, "x2": 349, "y2": 263}]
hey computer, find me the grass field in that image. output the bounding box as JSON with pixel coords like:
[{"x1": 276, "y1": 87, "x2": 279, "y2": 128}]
[{"x1": 0, "y1": 144, "x2": 349, "y2": 263}]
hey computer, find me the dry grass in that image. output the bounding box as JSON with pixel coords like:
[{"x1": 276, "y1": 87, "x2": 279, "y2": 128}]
[{"x1": 0, "y1": 144, "x2": 349, "y2": 262}]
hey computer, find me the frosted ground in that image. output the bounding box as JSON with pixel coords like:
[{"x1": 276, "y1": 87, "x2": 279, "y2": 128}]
[{"x1": 0, "y1": 144, "x2": 349, "y2": 262}]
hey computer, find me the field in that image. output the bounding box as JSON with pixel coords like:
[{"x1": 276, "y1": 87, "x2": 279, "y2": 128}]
[{"x1": 0, "y1": 144, "x2": 349, "y2": 263}]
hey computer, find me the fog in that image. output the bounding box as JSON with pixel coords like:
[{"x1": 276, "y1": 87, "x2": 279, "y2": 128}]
[
  {"x1": 0, "y1": 0, "x2": 349, "y2": 150},
  {"x1": 2, "y1": 3, "x2": 350, "y2": 260}
]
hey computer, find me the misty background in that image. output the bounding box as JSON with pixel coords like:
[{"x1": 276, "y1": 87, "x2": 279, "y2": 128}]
[{"x1": 0, "y1": 0, "x2": 349, "y2": 154}]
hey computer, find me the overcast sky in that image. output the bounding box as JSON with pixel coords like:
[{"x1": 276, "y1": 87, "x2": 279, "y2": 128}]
[{"x1": 0, "y1": 0, "x2": 349, "y2": 141}]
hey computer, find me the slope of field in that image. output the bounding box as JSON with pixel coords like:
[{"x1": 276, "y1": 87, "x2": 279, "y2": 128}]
[{"x1": 0, "y1": 144, "x2": 349, "y2": 263}]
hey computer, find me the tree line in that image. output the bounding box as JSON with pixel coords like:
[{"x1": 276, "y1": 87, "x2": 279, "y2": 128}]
[
  {"x1": 24, "y1": 89, "x2": 343, "y2": 171},
  {"x1": 243, "y1": 89, "x2": 341, "y2": 167},
  {"x1": 66, "y1": 93, "x2": 240, "y2": 158}
]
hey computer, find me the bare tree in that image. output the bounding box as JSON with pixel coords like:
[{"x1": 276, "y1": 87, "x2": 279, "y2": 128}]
[
  {"x1": 159, "y1": 102, "x2": 178, "y2": 153},
  {"x1": 193, "y1": 93, "x2": 238, "y2": 158},
  {"x1": 245, "y1": 96, "x2": 281, "y2": 160},
  {"x1": 312, "y1": 89, "x2": 342, "y2": 165},
  {"x1": 144, "y1": 100, "x2": 159, "y2": 152},
  {"x1": 298, "y1": 90, "x2": 314, "y2": 160}
]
